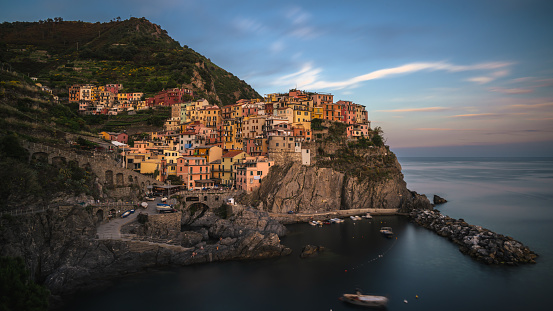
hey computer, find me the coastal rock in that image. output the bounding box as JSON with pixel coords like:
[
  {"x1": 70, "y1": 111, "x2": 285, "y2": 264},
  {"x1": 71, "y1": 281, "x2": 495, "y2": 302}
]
[
  {"x1": 433, "y1": 195, "x2": 448, "y2": 205},
  {"x1": 209, "y1": 208, "x2": 287, "y2": 239},
  {"x1": 300, "y1": 245, "x2": 325, "y2": 258},
  {"x1": 180, "y1": 231, "x2": 203, "y2": 247},
  {"x1": 409, "y1": 209, "x2": 538, "y2": 265},
  {"x1": 247, "y1": 150, "x2": 432, "y2": 214}
]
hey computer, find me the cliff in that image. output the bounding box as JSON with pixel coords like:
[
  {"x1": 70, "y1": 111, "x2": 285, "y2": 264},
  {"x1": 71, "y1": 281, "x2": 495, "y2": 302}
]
[
  {"x1": 247, "y1": 146, "x2": 432, "y2": 213},
  {"x1": 0, "y1": 205, "x2": 290, "y2": 301}
]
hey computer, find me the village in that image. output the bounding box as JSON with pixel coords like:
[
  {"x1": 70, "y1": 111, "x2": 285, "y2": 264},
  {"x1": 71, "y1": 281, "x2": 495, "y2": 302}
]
[{"x1": 68, "y1": 85, "x2": 372, "y2": 193}]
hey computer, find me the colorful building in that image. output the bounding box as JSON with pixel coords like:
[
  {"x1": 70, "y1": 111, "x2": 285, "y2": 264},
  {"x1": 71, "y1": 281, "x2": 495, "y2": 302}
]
[{"x1": 235, "y1": 156, "x2": 274, "y2": 192}]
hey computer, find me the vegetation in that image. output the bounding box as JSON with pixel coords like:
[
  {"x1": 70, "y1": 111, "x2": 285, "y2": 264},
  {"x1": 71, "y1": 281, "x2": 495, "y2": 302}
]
[
  {"x1": 0, "y1": 257, "x2": 50, "y2": 311},
  {"x1": 371, "y1": 126, "x2": 385, "y2": 147},
  {"x1": 0, "y1": 133, "x2": 97, "y2": 211},
  {"x1": 0, "y1": 18, "x2": 261, "y2": 106}
]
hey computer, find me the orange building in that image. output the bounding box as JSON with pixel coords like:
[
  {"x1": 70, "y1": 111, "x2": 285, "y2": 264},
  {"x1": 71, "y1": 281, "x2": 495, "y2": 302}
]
[
  {"x1": 176, "y1": 156, "x2": 212, "y2": 190},
  {"x1": 235, "y1": 156, "x2": 274, "y2": 192}
]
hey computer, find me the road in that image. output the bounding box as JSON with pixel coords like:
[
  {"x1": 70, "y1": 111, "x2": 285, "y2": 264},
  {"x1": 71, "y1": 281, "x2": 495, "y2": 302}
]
[{"x1": 96, "y1": 196, "x2": 174, "y2": 240}]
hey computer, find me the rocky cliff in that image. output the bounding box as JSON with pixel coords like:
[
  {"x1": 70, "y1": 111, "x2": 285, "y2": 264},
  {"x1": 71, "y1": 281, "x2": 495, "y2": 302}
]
[
  {"x1": 247, "y1": 146, "x2": 432, "y2": 213},
  {"x1": 0, "y1": 204, "x2": 290, "y2": 301}
]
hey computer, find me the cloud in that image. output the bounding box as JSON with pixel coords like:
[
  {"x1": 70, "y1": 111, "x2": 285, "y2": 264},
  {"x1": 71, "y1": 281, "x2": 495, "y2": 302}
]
[
  {"x1": 466, "y1": 70, "x2": 510, "y2": 85},
  {"x1": 489, "y1": 87, "x2": 534, "y2": 94},
  {"x1": 377, "y1": 107, "x2": 449, "y2": 112},
  {"x1": 448, "y1": 113, "x2": 503, "y2": 118},
  {"x1": 448, "y1": 112, "x2": 528, "y2": 119},
  {"x1": 232, "y1": 18, "x2": 267, "y2": 34},
  {"x1": 274, "y1": 61, "x2": 514, "y2": 90},
  {"x1": 509, "y1": 102, "x2": 553, "y2": 109},
  {"x1": 272, "y1": 63, "x2": 321, "y2": 87}
]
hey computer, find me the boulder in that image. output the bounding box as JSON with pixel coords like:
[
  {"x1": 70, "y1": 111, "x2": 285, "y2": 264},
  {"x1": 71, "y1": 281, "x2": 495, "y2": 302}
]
[
  {"x1": 300, "y1": 244, "x2": 325, "y2": 258},
  {"x1": 433, "y1": 195, "x2": 448, "y2": 205}
]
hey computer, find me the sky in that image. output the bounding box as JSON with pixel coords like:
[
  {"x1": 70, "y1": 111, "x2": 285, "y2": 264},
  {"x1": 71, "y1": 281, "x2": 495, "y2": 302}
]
[{"x1": 2, "y1": 0, "x2": 553, "y2": 157}]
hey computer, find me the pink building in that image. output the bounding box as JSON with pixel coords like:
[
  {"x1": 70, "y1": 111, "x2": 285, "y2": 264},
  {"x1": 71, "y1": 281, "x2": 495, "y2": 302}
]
[
  {"x1": 146, "y1": 88, "x2": 193, "y2": 107},
  {"x1": 235, "y1": 156, "x2": 274, "y2": 192},
  {"x1": 177, "y1": 156, "x2": 212, "y2": 190},
  {"x1": 346, "y1": 123, "x2": 370, "y2": 139},
  {"x1": 338, "y1": 100, "x2": 356, "y2": 125},
  {"x1": 105, "y1": 84, "x2": 123, "y2": 94},
  {"x1": 108, "y1": 132, "x2": 128, "y2": 144}
]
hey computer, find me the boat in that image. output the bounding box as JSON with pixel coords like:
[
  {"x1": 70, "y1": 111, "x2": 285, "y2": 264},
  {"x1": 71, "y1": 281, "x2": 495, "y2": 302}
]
[
  {"x1": 363, "y1": 213, "x2": 373, "y2": 219},
  {"x1": 339, "y1": 290, "x2": 388, "y2": 308},
  {"x1": 157, "y1": 203, "x2": 175, "y2": 213},
  {"x1": 350, "y1": 215, "x2": 362, "y2": 220},
  {"x1": 161, "y1": 197, "x2": 168, "y2": 202},
  {"x1": 309, "y1": 220, "x2": 323, "y2": 226},
  {"x1": 121, "y1": 209, "x2": 134, "y2": 218},
  {"x1": 380, "y1": 227, "x2": 393, "y2": 237},
  {"x1": 140, "y1": 202, "x2": 149, "y2": 208}
]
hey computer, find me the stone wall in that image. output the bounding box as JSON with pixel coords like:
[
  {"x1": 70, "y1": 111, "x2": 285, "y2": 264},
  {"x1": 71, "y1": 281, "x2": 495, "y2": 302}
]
[
  {"x1": 138, "y1": 212, "x2": 182, "y2": 240},
  {"x1": 21, "y1": 141, "x2": 161, "y2": 195},
  {"x1": 268, "y1": 151, "x2": 303, "y2": 166}
]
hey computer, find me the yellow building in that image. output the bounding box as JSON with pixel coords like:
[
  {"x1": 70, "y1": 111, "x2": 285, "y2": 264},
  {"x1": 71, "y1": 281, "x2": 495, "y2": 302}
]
[
  {"x1": 193, "y1": 145, "x2": 223, "y2": 163},
  {"x1": 220, "y1": 150, "x2": 248, "y2": 187},
  {"x1": 276, "y1": 107, "x2": 294, "y2": 123},
  {"x1": 312, "y1": 106, "x2": 324, "y2": 120},
  {"x1": 198, "y1": 106, "x2": 221, "y2": 127},
  {"x1": 99, "y1": 131, "x2": 110, "y2": 140}
]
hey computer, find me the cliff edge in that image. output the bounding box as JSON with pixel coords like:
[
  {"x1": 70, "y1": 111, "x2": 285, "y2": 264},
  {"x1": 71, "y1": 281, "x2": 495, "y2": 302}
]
[{"x1": 245, "y1": 145, "x2": 432, "y2": 214}]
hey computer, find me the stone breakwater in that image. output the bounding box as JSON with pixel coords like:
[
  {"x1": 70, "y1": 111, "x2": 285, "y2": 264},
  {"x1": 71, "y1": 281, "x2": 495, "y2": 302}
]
[{"x1": 410, "y1": 209, "x2": 538, "y2": 265}]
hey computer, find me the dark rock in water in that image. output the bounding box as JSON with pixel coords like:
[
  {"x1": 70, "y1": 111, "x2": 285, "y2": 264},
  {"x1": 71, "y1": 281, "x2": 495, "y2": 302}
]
[
  {"x1": 433, "y1": 195, "x2": 448, "y2": 205},
  {"x1": 300, "y1": 244, "x2": 325, "y2": 258},
  {"x1": 409, "y1": 209, "x2": 538, "y2": 265}
]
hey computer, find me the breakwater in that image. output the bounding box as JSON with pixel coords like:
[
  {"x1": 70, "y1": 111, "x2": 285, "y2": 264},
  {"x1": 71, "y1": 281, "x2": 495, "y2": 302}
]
[{"x1": 410, "y1": 209, "x2": 538, "y2": 265}]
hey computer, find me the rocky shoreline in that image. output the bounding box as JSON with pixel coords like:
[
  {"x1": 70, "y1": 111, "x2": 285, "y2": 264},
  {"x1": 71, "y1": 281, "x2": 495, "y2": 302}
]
[{"x1": 409, "y1": 208, "x2": 538, "y2": 265}]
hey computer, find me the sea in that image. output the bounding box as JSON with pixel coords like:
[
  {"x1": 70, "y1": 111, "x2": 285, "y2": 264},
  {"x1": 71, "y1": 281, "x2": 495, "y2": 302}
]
[{"x1": 60, "y1": 157, "x2": 553, "y2": 311}]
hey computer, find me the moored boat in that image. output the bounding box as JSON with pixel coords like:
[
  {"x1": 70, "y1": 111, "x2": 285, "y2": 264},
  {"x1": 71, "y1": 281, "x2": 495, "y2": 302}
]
[
  {"x1": 157, "y1": 203, "x2": 175, "y2": 213},
  {"x1": 380, "y1": 226, "x2": 393, "y2": 237},
  {"x1": 339, "y1": 291, "x2": 388, "y2": 308},
  {"x1": 363, "y1": 213, "x2": 373, "y2": 219}
]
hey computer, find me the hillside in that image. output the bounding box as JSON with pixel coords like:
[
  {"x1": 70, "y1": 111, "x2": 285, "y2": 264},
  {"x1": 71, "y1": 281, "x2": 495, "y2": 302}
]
[{"x1": 0, "y1": 17, "x2": 261, "y2": 106}]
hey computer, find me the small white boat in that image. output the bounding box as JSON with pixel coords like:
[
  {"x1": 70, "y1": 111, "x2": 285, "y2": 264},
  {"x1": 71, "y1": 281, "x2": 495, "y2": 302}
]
[
  {"x1": 380, "y1": 227, "x2": 393, "y2": 237},
  {"x1": 157, "y1": 203, "x2": 175, "y2": 213},
  {"x1": 161, "y1": 197, "x2": 168, "y2": 202},
  {"x1": 362, "y1": 213, "x2": 373, "y2": 219},
  {"x1": 140, "y1": 202, "x2": 148, "y2": 208},
  {"x1": 309, "y1": 220, "x2": 323, "y2": 226},
  {"x1": 350, "y1": 215, "x2": 362, "y2": 220},
  {"x1": 339, "y1": 291, "x2": 388, "y2": 308}
]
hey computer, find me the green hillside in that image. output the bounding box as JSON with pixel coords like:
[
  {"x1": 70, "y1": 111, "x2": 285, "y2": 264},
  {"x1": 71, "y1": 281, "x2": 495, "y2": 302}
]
[{"x1": 0, "y1": 17, "x2": 261, "y2": 106}]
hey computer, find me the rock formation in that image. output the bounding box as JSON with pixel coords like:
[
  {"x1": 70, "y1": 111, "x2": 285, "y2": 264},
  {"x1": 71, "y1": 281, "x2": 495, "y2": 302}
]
[
  {"x1": 0, "y1": 204, "x2": 291, "y2": 298},
  {"x1": 410, "y1": 209, "x2": 537, "y2": 265},
  {"x1": 247, "y1": 147, "x2": 432, "y2": 213},
  {"x1": 433, "y1": 195, "x2": 448, "y2": 205},
  {"x1": 300, "y1": 245, "x2": 326, "y2": 258}
]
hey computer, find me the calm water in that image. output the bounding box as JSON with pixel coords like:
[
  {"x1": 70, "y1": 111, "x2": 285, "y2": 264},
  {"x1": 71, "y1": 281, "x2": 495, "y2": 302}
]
[{"x1": 61, "y1": 157, "x2": 553, "y2": 311}]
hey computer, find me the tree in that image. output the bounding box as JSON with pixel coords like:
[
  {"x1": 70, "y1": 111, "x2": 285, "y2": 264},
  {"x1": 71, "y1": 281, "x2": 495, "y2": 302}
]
[
  {"x1": 0, "y1": 257, "x2": 50, "y2": 311},
  {"x1": 371, "y1": 126, "x2": 385, "y2": 147},
  {"x1": 0, "y1": 134, "x2": 29, "y2": 162}
]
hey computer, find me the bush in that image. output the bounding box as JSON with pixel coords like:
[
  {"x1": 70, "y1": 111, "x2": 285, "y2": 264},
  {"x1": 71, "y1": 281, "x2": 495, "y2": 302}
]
[{"x1": 0, "y1": 257, "x2": 50, "y2": 311}]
